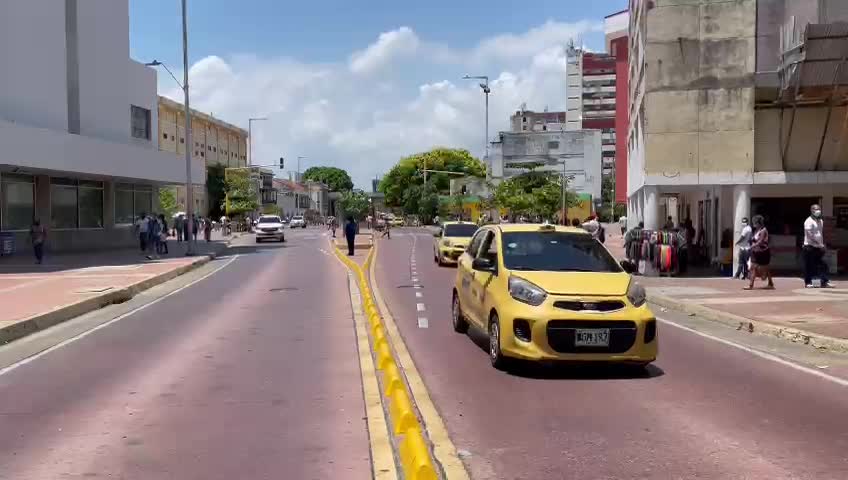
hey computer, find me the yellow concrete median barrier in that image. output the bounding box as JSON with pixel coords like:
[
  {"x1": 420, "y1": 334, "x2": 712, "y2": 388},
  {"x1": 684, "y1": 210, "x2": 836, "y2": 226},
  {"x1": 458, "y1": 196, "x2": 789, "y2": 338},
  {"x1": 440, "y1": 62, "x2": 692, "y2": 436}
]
[
  {"x1": 376, "y1": 342, "x2": 393, "y2": 370},
  {"x1": 399, "y1": 428, "x2": 438, "y2": 480},
  {"x1": 382, "y1": 361, "x2": 404, "y2": 397},
  {"x1": 373, "y1": 325, "x2": 388, "y2": 348},
  {"x1": 389, "y1": 388, "x2": 418, "y2": 435}
]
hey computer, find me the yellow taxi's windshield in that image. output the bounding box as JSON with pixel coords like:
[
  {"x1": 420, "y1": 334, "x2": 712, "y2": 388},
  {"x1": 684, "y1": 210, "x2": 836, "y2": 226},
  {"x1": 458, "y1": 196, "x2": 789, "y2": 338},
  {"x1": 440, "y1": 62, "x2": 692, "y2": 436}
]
[
  {"x1": 443, "y1": 224, "x2": 478, "y2": 237},
  {"x1": 502, "y1": 231, "x2": 622, "y2": 273}
]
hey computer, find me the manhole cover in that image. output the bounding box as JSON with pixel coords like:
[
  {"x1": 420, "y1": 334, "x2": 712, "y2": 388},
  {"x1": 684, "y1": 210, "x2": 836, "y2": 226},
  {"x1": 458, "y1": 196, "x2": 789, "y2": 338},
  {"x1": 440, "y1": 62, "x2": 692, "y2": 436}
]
[{"x1": 269, "y1": 287, "x2": 299, "y2": 292}]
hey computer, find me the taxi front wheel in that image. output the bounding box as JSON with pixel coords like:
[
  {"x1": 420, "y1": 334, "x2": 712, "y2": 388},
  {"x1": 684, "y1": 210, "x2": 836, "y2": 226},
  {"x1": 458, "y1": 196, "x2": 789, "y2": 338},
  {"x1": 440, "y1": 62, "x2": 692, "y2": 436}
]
[
  {"x1": 489, "y1": 313, "x2": 510, "y2": 370},
  {"x1": 451, "y1": 292, "x2": 469, "y2": 334}
]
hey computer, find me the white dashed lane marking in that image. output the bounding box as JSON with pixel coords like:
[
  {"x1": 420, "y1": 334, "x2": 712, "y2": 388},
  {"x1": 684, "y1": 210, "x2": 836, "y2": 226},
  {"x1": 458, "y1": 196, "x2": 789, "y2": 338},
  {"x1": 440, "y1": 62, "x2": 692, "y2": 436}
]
[
  {"x1": 416, "y1": 303, "x2": 426, "y2": 312},
  {"x1": 415, "y1": 291, "x2": 422, "y2": 298},
  {"x1": 418, "y1": 317, "x2": 429, "y2": 328}
]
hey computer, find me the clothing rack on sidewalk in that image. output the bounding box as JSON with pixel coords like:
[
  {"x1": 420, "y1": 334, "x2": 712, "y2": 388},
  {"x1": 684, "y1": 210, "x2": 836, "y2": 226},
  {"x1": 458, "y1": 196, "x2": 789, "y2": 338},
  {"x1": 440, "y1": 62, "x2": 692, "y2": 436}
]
[{"x1": 628, "y1": 229, "x2": 681, "y2": 276}]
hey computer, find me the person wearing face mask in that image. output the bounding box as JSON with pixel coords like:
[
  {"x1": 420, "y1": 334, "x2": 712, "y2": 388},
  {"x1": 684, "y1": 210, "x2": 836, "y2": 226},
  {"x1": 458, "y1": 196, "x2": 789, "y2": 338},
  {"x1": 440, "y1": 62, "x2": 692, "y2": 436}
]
[
  {"x1": 734, "y1": 217, "x2": 752, "y2": 280},
  {"x1": 803, "y1": 204, "x2": 830, "y2": 288}
]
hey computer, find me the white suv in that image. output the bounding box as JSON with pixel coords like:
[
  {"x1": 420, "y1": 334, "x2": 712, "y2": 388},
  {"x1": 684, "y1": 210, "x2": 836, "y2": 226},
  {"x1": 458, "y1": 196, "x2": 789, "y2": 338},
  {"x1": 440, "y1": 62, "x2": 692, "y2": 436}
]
[
  {"x1": 255, "y1": 215, "x2": 286, "y2": 242},
  {"x1": 290, "y1": 215, "x2": 306, "y2": 228}
]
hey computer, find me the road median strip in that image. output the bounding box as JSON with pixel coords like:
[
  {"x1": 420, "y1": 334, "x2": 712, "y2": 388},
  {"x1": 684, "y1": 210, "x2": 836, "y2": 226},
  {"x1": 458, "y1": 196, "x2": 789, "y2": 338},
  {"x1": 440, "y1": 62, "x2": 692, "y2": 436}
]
[{"x1": 333, "y1": 244, "x2": 442, "y2": 480}]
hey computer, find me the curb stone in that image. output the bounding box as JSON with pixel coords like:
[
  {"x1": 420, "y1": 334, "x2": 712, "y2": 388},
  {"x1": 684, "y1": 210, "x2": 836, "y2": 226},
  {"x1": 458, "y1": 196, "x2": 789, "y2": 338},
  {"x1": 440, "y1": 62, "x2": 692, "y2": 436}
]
[
  {"x1": 0, "y1": 254, "x2": 216, "y2": 345},
  {"x1": 649, "y1": 293, "x2": 848, "y2": 354}
]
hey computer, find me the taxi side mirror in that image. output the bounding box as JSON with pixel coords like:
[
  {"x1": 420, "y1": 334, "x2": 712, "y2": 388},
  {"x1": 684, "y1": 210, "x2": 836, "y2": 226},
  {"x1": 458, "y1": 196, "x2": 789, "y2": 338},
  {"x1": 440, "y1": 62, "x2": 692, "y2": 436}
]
[
  {"x1": 620, "y1": 260, "x2": 637, "y2": 274},
  {"x1": 472, "y1": 257, "x2": 497, "y2": 273}
]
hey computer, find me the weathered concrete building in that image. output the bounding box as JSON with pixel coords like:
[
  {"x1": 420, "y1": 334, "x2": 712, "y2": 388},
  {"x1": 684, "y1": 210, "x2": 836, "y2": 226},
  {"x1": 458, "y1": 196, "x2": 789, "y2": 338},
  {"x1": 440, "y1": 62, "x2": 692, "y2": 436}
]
[{"x1": 627, "y1": 0, "x2": 848, "y2": 272}]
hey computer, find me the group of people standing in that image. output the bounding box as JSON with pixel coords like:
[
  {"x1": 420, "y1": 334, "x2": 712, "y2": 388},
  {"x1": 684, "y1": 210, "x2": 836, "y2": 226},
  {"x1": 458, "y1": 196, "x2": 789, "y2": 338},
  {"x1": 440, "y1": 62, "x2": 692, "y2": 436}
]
[
  {"x1": 135, "y1": 213, "x2": 216, "y2": 260},
  {"x1": 734, "y1": 204, "x2": 830, "y2": 290}
]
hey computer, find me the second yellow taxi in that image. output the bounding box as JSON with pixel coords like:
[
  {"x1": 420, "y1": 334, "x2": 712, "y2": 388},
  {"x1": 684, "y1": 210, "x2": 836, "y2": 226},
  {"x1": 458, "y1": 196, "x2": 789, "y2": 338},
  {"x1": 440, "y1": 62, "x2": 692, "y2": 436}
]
[
  {"x1": 433, "y1": 221, "x2": 478, "y2": 266},
  {"x1": 451, "y1": 223, "x2": 657, "y2": 370}
]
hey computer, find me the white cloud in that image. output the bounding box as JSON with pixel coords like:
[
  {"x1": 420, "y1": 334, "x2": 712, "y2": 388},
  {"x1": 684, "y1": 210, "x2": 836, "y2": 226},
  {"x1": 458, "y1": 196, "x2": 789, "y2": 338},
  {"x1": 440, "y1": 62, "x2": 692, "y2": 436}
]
[
  {"x1": 349, "y1": 26, "x2": 420, "y2": 75},
  {"x1": 174, "y1": 20, "x2": 597, "y2": 188}
]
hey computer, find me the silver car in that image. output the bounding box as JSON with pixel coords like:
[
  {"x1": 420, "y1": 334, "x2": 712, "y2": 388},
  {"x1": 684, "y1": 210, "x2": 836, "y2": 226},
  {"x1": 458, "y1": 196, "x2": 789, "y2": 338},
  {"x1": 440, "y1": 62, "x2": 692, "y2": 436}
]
[{"x1": 255, "y1": 215, "x2": 286, "y2": 242}]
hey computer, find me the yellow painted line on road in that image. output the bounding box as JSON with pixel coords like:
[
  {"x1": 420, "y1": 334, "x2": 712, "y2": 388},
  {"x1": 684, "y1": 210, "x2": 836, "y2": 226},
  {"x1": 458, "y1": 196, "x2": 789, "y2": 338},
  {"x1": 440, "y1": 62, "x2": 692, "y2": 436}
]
[
  {"x1": 329, "y1": 243, "x2": 398, "y2": 480},
  {"x1": 369, "y1": 240, "x2": 471, "y2": 480}
]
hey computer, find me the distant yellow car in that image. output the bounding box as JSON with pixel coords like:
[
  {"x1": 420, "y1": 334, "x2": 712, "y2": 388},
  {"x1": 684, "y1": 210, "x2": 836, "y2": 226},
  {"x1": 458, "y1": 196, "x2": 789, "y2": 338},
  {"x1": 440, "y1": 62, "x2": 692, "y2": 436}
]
[
  {"x1": 451, "y1": 223, "x2": 657, "y2": 370},
  {"x1": 433, "y1": 222, "x2": 479, "y2": 266}
]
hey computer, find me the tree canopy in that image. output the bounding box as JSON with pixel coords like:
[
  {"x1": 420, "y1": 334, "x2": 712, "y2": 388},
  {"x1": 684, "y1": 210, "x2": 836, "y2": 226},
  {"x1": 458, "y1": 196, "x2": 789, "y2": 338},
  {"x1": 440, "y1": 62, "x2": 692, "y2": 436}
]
[
  {"x1": 379, "y1": 148, "x2": 486, "y2": 213},
  {"x1": 492, "y1": 166, "x2": 579, "y2": 222},
  {"x1": 158, "y1": 187, "x2": 178, "y2": 218},
  {"x1": 225, "y1": 169, "x2": 259, "y2": 216},
  {"x1": 339, "y1": 190, "x2": 370, "y2": 220},
  {"x1": 302, "y1": 166, "x2": 354, "y2": 192},
  {"x1": 206, "y1": 164, "x2": 227, "y2": 219}
]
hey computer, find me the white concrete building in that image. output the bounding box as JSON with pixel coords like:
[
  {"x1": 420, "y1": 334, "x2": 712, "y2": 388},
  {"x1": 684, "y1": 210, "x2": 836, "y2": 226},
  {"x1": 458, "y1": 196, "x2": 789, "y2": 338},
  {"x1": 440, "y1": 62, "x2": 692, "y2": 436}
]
[
  {"x1": 489, "y1": 130, "x2": 603, "y2": 202},
  {"x1": 626, "y1": 0, "x2": 848, "y2": 273},
  {"x1": 0, "y1": 0, "x2": 204, "y2": 252}
]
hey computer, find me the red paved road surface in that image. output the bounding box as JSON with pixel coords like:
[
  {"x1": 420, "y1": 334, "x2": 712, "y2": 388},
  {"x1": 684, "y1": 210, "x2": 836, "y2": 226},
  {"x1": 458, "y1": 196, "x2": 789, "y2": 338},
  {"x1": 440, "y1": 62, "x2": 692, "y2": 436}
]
[
  {"x1": 376, "y1": 229, "x2": 848, "y2": 480},
  {"x1": 0, "y1": 229, "x2": 371, "y2": 479}
]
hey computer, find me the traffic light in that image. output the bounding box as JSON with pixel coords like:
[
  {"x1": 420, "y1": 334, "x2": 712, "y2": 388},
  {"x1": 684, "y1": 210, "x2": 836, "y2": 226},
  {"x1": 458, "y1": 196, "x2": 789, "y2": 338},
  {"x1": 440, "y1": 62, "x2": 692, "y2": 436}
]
[{"x1": 279, "y1": 157, "x2": 285, "y2": 169}]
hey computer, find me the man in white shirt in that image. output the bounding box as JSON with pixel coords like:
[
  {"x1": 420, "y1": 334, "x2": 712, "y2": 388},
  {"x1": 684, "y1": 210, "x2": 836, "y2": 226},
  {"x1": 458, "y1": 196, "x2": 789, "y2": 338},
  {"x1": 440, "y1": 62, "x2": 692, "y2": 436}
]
[
  {"x1": 135, "y1": 213, "x2": 150, "y2": 255},
  {"x1": 803, "y1": 204, "x2": 830, "y2": 288},
  {"x1": 582, "y1": 215, "x2": 601, "y2": 241},
  {"x1": 618, "y1": 215, "x2": 627, "y2": 236},
  {"x1": 734, "y1": 217, "x2": 752, "y2": 279}
]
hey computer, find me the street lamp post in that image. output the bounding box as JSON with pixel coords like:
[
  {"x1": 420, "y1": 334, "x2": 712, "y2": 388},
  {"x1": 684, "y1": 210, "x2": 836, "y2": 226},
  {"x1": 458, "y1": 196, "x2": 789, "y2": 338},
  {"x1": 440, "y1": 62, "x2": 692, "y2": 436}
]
[
  {"x1": 248, "y1": 117, "x2": 268, "y2": 167},
  {"x1": 144, "y1": 0, "x2": 194, "y2": 255},
  {"x1": 462, "y1": 75, "x2": 491, "y2": 163}
]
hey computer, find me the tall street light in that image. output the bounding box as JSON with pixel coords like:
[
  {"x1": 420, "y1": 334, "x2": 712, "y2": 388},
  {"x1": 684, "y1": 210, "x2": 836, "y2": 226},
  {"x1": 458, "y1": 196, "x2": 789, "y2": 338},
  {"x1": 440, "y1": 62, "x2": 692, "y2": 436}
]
[
  {"x1": 462, "y1": 74, "x2": 491, "y2": 164},
  {"x1": 248, "y1": 117, "x2": 268, "y2": 166},
  {"x1": 144, "y1": 0, "x2": 194, "y2": 255}
]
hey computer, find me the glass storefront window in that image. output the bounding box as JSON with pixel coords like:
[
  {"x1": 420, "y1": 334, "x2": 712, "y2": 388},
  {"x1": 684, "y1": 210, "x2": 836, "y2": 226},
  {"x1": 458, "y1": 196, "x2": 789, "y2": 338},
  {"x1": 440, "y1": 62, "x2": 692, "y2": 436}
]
[
  {"x1": 1, "y1": 174, "x2": 35, "y2": 231},
  {"x1": 116, "y1": 183, "x2": 154, "y2": 225},
  {"x1": 79, "y1": 186, "x2": 104, "y2": 228},
  {"x1": 51, "y1": 184, "x2": 78, "y2": 229}
]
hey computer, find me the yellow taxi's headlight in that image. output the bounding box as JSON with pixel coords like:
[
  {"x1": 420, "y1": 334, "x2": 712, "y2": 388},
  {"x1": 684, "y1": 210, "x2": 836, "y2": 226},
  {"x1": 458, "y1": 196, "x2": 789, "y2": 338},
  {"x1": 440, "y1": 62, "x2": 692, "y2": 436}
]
[
  {"x1": 627, "y1": 281, "x2": 647, "y2": 307},
  {"x1": 508, "y1": 276, "x2": 547, "y2": 306}
]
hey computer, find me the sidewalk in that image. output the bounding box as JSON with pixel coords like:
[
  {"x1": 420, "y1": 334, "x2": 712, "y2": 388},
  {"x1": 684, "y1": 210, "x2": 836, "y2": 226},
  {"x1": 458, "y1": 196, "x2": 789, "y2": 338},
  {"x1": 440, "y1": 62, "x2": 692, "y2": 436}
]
[
  {"x1": 0, "y1": 239, "x2": 229, "y2": 344},
  {"x1": 599, "y1": 227, "x2": 848, "y2": 350}
]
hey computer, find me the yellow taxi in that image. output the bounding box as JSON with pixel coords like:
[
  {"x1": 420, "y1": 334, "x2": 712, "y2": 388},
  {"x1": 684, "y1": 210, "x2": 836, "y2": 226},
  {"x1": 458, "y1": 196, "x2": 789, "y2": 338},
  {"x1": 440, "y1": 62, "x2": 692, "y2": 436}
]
[
  {"x1": 451, "y1": 223, "x2": 657, "y2": 370},
  {"x1": 433, "y1": 222, "x2": 479, "y2": 266}
]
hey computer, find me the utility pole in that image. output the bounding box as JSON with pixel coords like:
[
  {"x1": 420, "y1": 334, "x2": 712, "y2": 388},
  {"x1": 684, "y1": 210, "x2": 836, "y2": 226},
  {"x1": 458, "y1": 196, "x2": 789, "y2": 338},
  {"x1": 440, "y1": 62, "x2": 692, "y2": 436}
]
[{"x1": 180, "y1": 0, "x2": 194, "y2": 255}]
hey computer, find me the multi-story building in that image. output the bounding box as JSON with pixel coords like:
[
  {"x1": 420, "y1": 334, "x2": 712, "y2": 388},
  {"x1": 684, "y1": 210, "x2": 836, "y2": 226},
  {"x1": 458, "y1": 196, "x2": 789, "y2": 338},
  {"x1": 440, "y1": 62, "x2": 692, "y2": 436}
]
[
  {"x1": 566, "y1": 46, "x2": 618, "y2": 177},
  {"x1": 606, "y1": 10, "x2": 630, "y2": 205},
  {"x1": 157, "y1": 96, "x2": 247, "y2": 216},
  {"x1": 0, "y1": 0, "x2": 204, "y2": 253},
  {"x1": 509, "y1": 109, "x2": 567, "y2": 132},
  {"x1": 627, "y1": 0, "x2": 848, "y2": 272}
]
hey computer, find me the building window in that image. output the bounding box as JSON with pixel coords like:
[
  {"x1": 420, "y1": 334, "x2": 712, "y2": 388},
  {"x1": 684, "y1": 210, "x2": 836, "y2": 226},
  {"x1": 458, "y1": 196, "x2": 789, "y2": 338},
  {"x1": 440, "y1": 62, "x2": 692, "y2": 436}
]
[
  {"x1": 200, "y1": 151, "x2": 205, "y2": 157},
  {"x1": 131, "y1": 105, "x2": 151, "y2": 140},
  {"x1": 163, "y1": 132, "x2": 168, "y2": 139},
  {"x1": 180, "y1": 138, "x2": 185, "y2": 144},
  {"x1": 115, "y1": 183, "x2": 153, "y2": 225},
  {"x1": 171, "y1": 135, "x2": 175, "y2": 140},
  {"x1": 208, "y1": 146, "x2": 212, "y2": 151},
  {"x1": 0, "y1": 173, "x2": 35, "y2": 231},
  {"x1": 213, "y1": 147, "x2": 216, "y2": 152},
  {"x1": 49, "y1": 178, "x2": 104, "y2": 229}
]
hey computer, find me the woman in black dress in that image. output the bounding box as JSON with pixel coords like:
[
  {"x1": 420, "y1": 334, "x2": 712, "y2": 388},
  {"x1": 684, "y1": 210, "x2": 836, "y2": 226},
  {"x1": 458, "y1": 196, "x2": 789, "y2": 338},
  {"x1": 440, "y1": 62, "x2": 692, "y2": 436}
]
[{"x1": 745, "y1": 215, "x2": 774, "y2": 290}]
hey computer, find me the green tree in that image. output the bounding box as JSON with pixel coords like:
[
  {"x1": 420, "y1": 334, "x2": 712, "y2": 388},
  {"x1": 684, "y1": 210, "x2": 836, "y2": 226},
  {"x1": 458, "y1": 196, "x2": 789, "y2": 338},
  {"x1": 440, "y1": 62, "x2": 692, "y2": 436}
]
[
  {"x1": 158, "y1": 187, "x2": 178, "y2": 218},
  {"x1": 339, "y1": 190, "x2": 370, "y2": 220},
  {"x1": 418, "y1": 182, "x2": 440, "y2": 222},
  {"x1": 379, "y1": 148, "x2": 486, "y2": 214},
  {"x1": 599, "y1": 174, "x2": 626, "y2": 222},
  {"x1": 206, "y1": 164, "x2": 227, "y2": 219},
  {"x1": 302, "y1": 166, "x2": 354, "y2": 192},
  {"x1": 493, "y1": 167, "x2": 578, "y2": 222},
  {"x1": 225, "y1": 169, "x2": 259, "y2": 216}
]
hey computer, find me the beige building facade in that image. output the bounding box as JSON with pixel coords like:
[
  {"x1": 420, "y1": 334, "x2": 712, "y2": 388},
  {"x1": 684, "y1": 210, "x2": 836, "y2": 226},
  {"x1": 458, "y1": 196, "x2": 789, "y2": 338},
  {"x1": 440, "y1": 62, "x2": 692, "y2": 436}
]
[
  {"x1": 627, "y1": 0, "x2": 848, "y2": 273},
  {"x1": 157, "y1": 96, "x2": 248, "y2": 215}
]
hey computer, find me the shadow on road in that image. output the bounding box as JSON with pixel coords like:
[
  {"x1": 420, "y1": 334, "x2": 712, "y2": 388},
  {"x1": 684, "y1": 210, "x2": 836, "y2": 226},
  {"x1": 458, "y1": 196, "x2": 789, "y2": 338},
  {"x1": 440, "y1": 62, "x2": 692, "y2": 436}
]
[{"x1": 467, "y1": 327, "x2": 664, "y2": 381}]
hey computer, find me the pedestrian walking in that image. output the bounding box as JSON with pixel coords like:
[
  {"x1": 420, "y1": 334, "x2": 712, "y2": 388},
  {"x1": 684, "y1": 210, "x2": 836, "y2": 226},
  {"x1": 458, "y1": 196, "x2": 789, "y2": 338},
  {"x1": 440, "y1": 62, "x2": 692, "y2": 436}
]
[
  {"x1": 582, "y1": 215, "x2": 601, "y2": 241},
  {"x1": 157, "y1": 214, "x2": 169, "y2": 255},
  {"x1": 135, "y1": 213, "x2": 150, "y2": 256},
  {"x1": 745, "y1": 215, "x2": 773, "y2": 290},
  {"x1": 331, "y1": 217, "x2": 337, "y2": 238},
  {"x1": 204, "y1": 217, "x2": 213, "y2": 242},
  {"x1": 618, "y1": 215, "x2": 627, "y2": 236},
  {"x1": 175, "y1": 214, "x2": 184, "y2": 242},
  {"x1": 29, "y1": 219, "x2": 46, "y2": 264},
  {"x1": 734, "y1": 217, "x2": 752, "y2": 280},
  {"x1": 345, "y1": 216, "x2": 357, "y2": 256},
  {"x1": 381, "y1": 217, "x2": 391, "y2": 239},
  {"x1": 148, "y1": 214, "x2": 161, "y2": 260},
  {"x1": 803, "y1": 203, "x2": 830, "y2": 288}
]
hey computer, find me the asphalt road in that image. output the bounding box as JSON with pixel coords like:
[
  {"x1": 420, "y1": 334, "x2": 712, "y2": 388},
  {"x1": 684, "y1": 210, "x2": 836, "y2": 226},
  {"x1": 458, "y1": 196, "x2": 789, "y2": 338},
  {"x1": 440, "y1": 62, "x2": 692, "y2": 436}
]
[
  {"x1": 376, "y1": 229, "x2": 848, "y2": 480},
  {"x1": 0, "y1": 228, "x2": 371, "y2": 480}
]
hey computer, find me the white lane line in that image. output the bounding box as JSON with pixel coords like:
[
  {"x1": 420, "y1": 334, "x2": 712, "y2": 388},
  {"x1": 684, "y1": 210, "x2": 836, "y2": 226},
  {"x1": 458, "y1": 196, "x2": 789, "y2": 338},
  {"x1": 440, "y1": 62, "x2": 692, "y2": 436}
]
[
  {"x1": 658, "y1": 317, "x2": 848, "y2": 388},
  {"x1": 418, "y1": 317, "x2": 429, "y2": 328},
  {"x1": 412, "y1": 277, "x2": 419, "y2": 283},
  {"x1": 415, "y1": 291, "x2": 423, "y2": 298},
  {"x1": 0, "y1": 255, "x2": 241, "y2": 377},
  {"x1": 416, "y1": 303, "x2": 426, "y2": 312},
  {"x1": 413, "y1": 285, "x2": 422, "y2": 289}
]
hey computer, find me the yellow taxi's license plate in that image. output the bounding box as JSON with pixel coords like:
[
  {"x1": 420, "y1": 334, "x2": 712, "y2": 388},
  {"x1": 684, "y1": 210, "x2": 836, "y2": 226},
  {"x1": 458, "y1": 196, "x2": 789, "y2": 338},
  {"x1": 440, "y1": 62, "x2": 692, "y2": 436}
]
[{"x1": 575, "y1": 329, "x2": 610, "y2": 347}]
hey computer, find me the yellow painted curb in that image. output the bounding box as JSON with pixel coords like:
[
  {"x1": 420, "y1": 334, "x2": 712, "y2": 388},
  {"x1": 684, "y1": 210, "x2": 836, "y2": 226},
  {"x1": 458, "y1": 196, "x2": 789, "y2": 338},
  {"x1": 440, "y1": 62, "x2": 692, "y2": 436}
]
[
  {"x1": 400, "y1": 428, "x2": 439, "y2": 480},
  {"x1": 369, "y1": 240, "x2": 471, "y2": 479}
]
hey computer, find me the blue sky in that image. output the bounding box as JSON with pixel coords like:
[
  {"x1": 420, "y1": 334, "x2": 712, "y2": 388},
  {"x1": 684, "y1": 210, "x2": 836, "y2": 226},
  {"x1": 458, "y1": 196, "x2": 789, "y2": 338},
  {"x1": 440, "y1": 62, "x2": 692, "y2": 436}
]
[{"x1": 129, "y1": 0, "x2": 626, "y2": 187}]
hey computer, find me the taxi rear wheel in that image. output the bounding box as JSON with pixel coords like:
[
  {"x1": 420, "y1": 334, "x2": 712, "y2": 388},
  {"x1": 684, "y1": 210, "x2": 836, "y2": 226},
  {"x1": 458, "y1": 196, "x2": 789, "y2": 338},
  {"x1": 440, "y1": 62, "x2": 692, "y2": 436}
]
[
  {"x1": 451, "y1": 292, "x2": 469, "y2": 334},
  {"x1": 489, "y1": 313, "x2": 509, "y2": 370}
]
